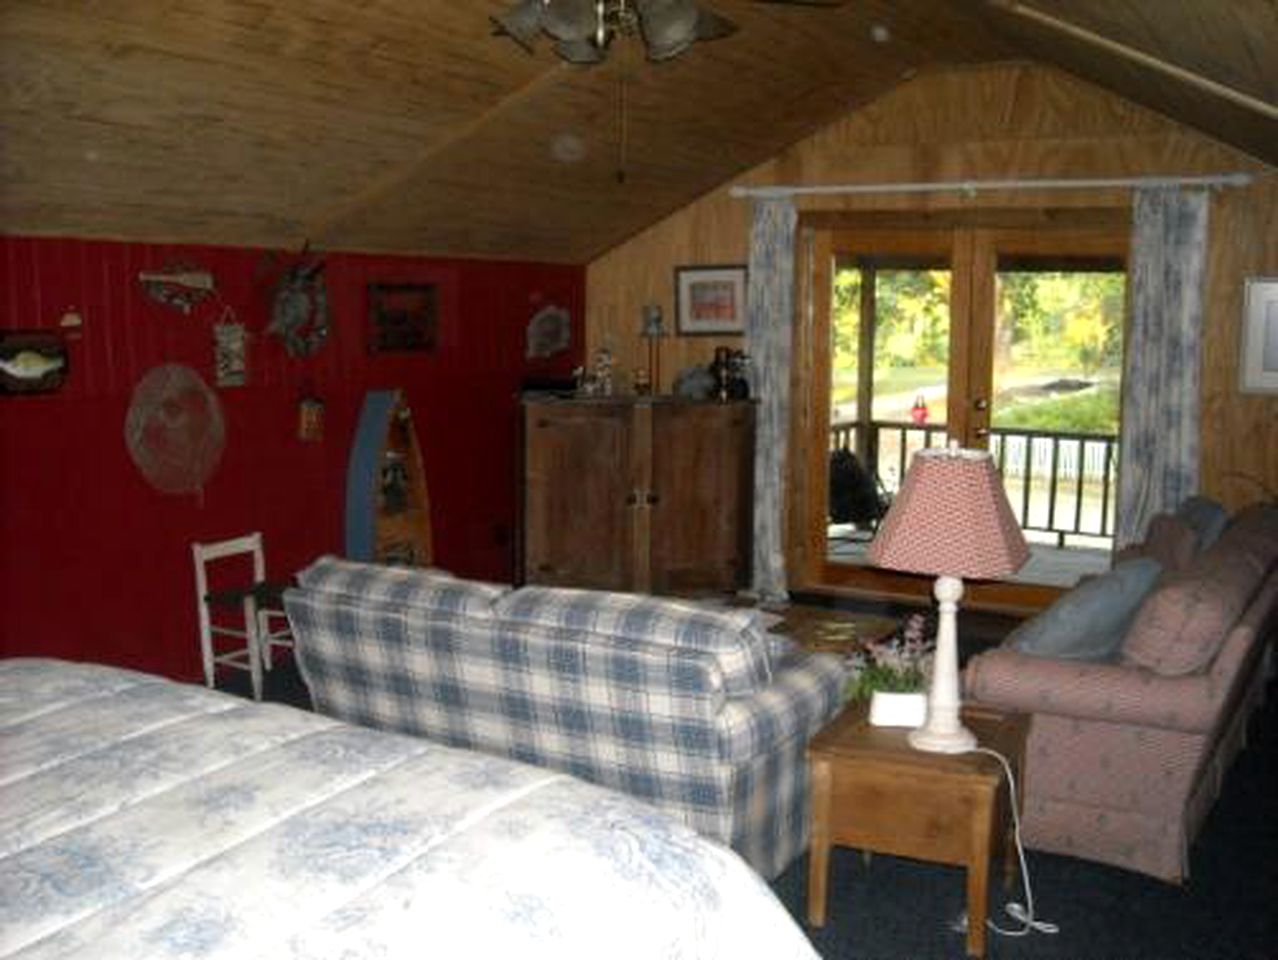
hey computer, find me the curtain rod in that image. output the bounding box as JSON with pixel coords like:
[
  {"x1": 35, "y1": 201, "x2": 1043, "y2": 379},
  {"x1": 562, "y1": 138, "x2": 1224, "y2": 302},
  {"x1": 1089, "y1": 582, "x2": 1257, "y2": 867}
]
[{"x1": 729, "y1": 172, "x2": 1254, "y2": 201}]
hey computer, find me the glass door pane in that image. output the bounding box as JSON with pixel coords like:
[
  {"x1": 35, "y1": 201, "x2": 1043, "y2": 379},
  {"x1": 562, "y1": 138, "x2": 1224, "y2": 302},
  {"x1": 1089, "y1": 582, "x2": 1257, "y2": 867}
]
[
  {"x1": 829, "y1": 256, "x2": 951, "y2": 561},
  {"x1": 989, "y1": 257, "x2": 1125, "y2": 580}
]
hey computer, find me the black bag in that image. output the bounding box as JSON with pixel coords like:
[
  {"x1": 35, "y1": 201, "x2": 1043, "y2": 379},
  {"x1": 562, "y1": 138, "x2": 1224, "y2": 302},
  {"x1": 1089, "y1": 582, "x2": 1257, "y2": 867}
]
[{"x1": 829, "y1": 448, "x2": 885, "y2": 525}]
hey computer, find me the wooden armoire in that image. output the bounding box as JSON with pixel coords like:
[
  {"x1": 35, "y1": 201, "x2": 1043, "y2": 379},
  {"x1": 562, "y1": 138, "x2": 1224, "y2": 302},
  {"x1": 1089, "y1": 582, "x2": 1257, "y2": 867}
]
[{"x1": 519, "y1": 396, "x2": 755, "y2": 594}]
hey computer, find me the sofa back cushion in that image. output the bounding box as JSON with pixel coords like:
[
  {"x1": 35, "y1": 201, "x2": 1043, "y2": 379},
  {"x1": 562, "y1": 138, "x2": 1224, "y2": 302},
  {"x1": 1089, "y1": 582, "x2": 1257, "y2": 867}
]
[
  {"x1": 493, "y1": 587, "x2": 772, "y2": 697},
  {"x1": 1175, "y1": 495, "x2": 1230, "y2": 551},
  {"x1": 1139, "y1": 513, "x2": 1201, "y2": 573},
  {"x1": 1220, "y1": 504, "x2": 1278, "y2": 569},
  {"x1": 295, "y1": 555, "x2": 508, "y2": 618},
  {"x1": 1121, "y1": 518, "x2": 1272, "y2": 676},
  {"x1": 1007, "y1": 557, "x2": 1162, "y2": 662}
]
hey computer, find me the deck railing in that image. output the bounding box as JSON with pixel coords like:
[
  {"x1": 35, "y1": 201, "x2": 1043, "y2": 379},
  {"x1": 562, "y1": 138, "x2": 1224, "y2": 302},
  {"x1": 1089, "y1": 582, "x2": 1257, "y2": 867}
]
[{"x1": 830, "y1": 419, "x2": 1119, "y2": 546}]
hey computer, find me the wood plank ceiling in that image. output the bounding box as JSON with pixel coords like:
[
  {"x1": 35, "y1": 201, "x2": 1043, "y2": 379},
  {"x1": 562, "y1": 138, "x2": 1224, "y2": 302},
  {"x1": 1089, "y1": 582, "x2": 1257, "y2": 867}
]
[{"x1": 1, "y1": 1, "x2": 1274, "y2": 264}]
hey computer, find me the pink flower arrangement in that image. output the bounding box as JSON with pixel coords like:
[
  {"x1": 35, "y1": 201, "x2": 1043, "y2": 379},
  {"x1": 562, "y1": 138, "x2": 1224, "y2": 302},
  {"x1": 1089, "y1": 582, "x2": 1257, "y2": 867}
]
[{"x1": 845, "y1": 612, "x2": 935, "y2": 702}]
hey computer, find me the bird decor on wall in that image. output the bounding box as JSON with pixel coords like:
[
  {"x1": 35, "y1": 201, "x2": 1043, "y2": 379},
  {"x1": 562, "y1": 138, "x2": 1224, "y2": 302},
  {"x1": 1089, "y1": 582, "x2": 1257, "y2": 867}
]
[{"x1": 267, "y1": 256, "x2": 329, "y2": 357}]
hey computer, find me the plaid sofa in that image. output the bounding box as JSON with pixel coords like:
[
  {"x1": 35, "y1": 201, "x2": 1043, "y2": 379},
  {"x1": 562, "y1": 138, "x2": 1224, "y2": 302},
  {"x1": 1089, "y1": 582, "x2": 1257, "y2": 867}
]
[{"x1": 283, "y1": 556, "x2": 846, "y2": 879}]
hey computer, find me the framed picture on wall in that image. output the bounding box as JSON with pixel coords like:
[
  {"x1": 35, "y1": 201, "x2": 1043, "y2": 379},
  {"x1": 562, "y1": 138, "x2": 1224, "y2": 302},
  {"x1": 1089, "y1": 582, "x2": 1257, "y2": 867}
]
[
  {"x1": 0, "y1": 331, "x2": 68, "y2": 394},
  {"x1": 675, "y1": 265, "x2": 747, "y2": 335},
  {"x1": 1240, "y1": 277, "x2": 1278, "y2": 394},
  {"x1": 368, "y1": 283, "x2": 439, "y2": 354}
]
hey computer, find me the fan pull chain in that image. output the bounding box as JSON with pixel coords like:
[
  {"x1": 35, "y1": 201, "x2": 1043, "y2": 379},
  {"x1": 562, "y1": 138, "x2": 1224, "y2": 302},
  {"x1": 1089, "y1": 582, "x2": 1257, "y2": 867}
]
[{"x1": 616, "y1": 66, "x2": 628, "y2": 184}]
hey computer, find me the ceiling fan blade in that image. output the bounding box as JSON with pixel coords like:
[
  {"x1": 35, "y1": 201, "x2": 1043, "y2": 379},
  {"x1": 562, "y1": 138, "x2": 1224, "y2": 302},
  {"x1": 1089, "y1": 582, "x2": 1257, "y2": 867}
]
[
  {"x1": 553, "y1": 38, "x2": 609, "y2": 64},
  {"x1": 490, "y1": 0, "x2": 544, "y2": 51},
  {"x1": 637, "y1": 0, "x2": 700, "y2": 61},
  {"x1": 751, "y1": 1, "x2": 845, "y2": 6},
  {"x1": 541, "y1": 0, "x2": 598, "y2": 42},
  {"x1": 695, "y1": 7, "x2": 738, "y2": 42}
]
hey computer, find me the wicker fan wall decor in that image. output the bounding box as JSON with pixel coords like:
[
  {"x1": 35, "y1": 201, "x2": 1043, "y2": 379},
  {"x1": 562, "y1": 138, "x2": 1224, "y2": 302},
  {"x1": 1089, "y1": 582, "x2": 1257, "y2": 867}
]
[{"x1": 124, "y1": 364, "x2": 226, "y2": 495}]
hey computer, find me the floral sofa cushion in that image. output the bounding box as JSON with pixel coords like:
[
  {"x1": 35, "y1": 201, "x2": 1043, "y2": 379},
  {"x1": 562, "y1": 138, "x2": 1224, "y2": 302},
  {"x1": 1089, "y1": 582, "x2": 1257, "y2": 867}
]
[
  {"x1": 1112, "y1": 512, "x2": 1198, "y2": 573},
  {"x1": 295, "y1": 555, "x2": 508, "y2": 618},
  {"x1": 492, "y1": 587, "x2": 773, "y2": 697},
  {"x1": 1121, "y1": 512, "x2": 1273, "y2": 676}
]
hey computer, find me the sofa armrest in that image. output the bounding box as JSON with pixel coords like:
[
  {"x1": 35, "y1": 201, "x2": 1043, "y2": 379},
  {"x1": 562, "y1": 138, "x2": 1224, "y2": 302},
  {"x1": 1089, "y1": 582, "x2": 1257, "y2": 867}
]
[
  {"x1": 964, "y1": 648, "x2": 1217, "y2": 734},
  {"x1": 717, "y1": 651, "x2": 847, "y2": 761}
]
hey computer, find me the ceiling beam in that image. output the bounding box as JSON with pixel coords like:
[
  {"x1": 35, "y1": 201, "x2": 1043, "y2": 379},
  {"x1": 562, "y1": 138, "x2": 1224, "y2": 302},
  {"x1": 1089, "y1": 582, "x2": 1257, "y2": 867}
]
[{"x1": 986, "y1": 1, "x2": 1278, "y2": 122}]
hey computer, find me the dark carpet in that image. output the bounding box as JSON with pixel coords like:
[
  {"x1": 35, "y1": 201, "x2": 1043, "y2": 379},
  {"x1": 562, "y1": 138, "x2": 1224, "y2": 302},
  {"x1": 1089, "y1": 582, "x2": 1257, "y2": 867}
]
[
  {"x1": 233, "y1": 641, "x2": 1278, "y2": 960},
  {"x1": 768, "y1": 674, "x2": 1278, "y2": 960}
]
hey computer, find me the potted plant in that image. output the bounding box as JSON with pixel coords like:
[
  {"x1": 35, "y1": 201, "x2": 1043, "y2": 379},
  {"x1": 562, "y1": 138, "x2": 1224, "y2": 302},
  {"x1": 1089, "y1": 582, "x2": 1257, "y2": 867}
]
[{"x1": 845, "y1": 613, "x2": 934, "y2": 728}]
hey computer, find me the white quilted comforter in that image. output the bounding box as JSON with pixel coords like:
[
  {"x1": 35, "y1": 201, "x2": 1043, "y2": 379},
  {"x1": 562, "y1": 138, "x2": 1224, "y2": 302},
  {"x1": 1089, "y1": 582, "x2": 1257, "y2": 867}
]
[{"x1": 1, "y1": 658, "x2": 816, "y2": 959}]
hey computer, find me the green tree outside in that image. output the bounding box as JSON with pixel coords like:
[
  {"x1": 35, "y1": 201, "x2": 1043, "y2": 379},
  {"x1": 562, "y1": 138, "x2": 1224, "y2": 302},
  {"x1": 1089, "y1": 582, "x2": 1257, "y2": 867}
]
[{"x1": 832, "y1": 267, "x2": 1124, "y2": 435}]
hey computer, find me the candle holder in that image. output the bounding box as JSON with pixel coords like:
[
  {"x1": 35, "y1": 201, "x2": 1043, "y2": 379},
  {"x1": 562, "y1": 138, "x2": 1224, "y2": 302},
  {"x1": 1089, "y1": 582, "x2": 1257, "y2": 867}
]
[{"x1": 640, "y1": 304, "x2": 664, "y2": 394}]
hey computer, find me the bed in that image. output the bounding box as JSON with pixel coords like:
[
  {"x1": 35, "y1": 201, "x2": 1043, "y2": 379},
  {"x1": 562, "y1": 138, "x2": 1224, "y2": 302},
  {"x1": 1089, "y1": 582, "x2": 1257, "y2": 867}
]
[{"x1": 1, "y1": 658, "x2": 818, "y2": 959}]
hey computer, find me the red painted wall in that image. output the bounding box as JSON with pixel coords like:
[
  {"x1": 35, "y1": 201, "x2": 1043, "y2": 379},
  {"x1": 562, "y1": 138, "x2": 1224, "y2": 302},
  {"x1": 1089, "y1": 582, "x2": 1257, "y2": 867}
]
[{"x1": 0, "y1": 236, "x2": 583, "y2": 679}]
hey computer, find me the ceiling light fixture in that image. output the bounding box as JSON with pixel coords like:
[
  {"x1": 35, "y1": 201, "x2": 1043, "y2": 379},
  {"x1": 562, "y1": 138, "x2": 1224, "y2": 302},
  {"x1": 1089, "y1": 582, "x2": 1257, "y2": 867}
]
[{"x1": 491, "y1": 0, "x2": 737, "y2": 65}]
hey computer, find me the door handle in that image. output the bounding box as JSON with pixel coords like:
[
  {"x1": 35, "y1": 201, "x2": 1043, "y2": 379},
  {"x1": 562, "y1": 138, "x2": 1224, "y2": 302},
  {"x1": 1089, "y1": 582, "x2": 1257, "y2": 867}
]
[
  {"x1": 973, "y1": 398, "x2": 989, "y2": 411},
  {"x1": 974, "y1": 427, "x2": 990, "y2": 438}
]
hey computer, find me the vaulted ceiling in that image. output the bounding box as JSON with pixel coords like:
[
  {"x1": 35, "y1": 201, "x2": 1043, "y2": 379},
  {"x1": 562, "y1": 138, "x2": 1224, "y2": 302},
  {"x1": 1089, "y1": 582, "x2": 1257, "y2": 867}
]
[{"x1": 1, "y1": 1, "x2": 1274, "y2": 264}]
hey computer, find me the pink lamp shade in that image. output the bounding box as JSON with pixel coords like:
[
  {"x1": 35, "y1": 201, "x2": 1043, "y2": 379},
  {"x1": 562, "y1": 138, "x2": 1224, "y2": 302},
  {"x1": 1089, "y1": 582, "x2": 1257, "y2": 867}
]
[{"x1": 867, "y1": 446, "x2": 1029, "y2": 581}]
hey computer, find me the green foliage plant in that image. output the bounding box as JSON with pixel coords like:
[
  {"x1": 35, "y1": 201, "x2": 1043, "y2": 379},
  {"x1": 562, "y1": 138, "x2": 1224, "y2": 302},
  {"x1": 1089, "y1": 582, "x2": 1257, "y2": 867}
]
[{"x1": 844, "y1": 613, "x2": 934, "y2": 703}]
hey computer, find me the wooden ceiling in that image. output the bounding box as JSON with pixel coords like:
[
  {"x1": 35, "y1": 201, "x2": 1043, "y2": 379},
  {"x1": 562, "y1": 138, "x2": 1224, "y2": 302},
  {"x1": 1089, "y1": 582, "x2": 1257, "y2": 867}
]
[{"x1": 1, "y1": 1, "x2": 1274, "y2": 264}]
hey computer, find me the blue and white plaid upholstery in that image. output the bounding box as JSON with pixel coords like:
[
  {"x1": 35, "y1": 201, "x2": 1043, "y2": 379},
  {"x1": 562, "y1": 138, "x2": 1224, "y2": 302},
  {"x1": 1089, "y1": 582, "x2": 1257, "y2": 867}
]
[
  {"x1": 493, "y1": 586, "x2": 774, "y2": 696},
  {"x1": 285, "y1": 563, "x2": 846, "y2": 879},
  {"x1": 296, "y1": 555, "x2": 508, "y2": 617}
]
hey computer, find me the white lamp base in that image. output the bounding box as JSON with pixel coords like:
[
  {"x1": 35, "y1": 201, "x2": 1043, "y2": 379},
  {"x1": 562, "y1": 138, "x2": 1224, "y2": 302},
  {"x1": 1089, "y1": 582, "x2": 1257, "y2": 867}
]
[
  {"x1": 908, "y1": 723, "x2": 977, "y2": 754},
  {"x1": 907, "y1": 573, "x2": 978, "y2": 755}
]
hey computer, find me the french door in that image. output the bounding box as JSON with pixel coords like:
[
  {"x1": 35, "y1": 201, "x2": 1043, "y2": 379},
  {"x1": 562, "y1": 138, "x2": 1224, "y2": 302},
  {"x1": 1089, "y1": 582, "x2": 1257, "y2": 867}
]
[{"x1": 789, "y1": 213, "x2": 1128, "y2": 612}]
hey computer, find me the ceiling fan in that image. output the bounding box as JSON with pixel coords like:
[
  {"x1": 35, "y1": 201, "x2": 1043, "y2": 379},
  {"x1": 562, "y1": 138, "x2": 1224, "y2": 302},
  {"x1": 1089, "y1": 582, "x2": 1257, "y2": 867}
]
[{"x1": 492, "y1": 0, "x2": 845, "y2": 65}]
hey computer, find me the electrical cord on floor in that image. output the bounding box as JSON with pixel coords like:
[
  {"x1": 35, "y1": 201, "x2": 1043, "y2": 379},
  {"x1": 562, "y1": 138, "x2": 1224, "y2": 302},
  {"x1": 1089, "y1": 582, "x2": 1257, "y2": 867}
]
[{"x1": 967, "y1": 746, "x2": 1060, "y2": 939}]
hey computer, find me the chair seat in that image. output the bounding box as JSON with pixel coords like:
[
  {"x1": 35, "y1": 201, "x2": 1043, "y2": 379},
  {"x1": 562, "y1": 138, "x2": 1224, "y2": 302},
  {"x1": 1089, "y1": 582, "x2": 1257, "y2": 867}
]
[{"x1": 205, "y1": 580, "x2": 291, "y2": 610}]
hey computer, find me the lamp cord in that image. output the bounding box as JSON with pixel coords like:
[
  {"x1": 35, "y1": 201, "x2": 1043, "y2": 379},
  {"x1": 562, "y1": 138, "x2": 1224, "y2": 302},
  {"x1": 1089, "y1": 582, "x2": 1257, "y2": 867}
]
[{"x1": 967, "y1": 746, "x2": 1060, "y2": 939}]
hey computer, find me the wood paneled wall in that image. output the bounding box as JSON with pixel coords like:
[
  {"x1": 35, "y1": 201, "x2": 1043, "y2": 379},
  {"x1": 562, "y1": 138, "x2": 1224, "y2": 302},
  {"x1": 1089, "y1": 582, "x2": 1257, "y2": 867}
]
[{"x1": 586, "y1": 63, "x2": 1277, "y2": 510}]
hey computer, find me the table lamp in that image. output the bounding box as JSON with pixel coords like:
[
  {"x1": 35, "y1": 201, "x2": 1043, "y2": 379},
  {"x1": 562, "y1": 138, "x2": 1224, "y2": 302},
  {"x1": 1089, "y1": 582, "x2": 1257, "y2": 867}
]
[{"x1": 866, "y1": 443, "x2": 1028, "y2": 753}]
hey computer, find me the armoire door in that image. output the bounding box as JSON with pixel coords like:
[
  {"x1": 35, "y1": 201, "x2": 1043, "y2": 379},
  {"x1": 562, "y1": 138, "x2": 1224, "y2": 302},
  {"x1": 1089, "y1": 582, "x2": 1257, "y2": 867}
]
[
  {"x1": 521, "y1": 399, "x2": 636, "y2": 589},
  {"x1": 649, "y1": 401, "x2": 755, "y2": 593}
]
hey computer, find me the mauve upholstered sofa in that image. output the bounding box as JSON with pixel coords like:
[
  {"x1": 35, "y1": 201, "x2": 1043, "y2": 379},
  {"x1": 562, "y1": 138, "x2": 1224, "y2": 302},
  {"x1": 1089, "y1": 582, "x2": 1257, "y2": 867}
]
[{"x1": 965, "y1": 501, "x2": 1278, "y2": 882}]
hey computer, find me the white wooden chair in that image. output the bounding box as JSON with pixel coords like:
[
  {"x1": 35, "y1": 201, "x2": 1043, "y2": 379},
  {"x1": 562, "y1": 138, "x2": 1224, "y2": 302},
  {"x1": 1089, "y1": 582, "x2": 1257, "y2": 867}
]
[{"x1": 192, "y1": 532, "x2": 293, "y2": 701}]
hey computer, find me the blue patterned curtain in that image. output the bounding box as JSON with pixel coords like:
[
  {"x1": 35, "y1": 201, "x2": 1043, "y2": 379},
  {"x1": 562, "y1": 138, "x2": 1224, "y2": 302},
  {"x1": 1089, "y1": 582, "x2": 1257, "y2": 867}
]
[
  {"x1": 1116, "y1": 188, "x2": 1209, "y2": 548},
  {"x1": 745, "y1": 198, "x2": 798, "y2": 603}
]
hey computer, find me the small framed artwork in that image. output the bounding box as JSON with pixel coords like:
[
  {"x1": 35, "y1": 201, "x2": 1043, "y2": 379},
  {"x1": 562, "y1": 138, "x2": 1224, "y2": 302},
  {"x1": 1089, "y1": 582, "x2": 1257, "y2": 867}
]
[
  {"x1": 368, "y1": 283, "x2": 438, "y2": 354},
  {"x1": 1240, "y1": 277, "x2": 1278, "y2": 394},
  {"x1": 213, "y1": 321, "x2": 247, "y2": 387},
  {"x1": 0, "y1": 331, "x2": 68, "y2": 394},
  {"x1": 675, "y1": 265, "x2": 747, "y2": 335}
]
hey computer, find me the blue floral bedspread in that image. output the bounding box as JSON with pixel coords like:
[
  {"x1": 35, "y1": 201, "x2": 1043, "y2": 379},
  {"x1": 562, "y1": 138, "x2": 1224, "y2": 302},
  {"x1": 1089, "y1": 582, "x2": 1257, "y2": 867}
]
[{"x1": 1, "y1": 658, "x2": 817, "y2": 959}]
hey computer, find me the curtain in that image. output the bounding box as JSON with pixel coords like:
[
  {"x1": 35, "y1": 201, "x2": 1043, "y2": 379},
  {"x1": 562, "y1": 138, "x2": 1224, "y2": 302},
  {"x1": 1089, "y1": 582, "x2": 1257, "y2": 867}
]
[
  {"x1": 745, "y1": 198, "x2": 798, "y2": 603},
  {"x1": 1115, "y1": 187, "x2": 1210, "y2": 548}
]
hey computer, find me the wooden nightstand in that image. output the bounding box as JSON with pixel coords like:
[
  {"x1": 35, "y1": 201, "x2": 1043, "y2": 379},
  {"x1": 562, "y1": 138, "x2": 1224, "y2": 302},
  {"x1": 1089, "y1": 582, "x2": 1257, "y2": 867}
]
[{"x1": 806, "y1": 704, "x2": 1028, "y2": 958}]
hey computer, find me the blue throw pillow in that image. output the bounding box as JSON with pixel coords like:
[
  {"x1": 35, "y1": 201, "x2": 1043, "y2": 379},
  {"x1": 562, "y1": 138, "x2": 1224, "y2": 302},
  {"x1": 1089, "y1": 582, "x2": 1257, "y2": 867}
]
[{"x1": 1008, "y1": 557, "x2": 1163, "y2": 662}]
